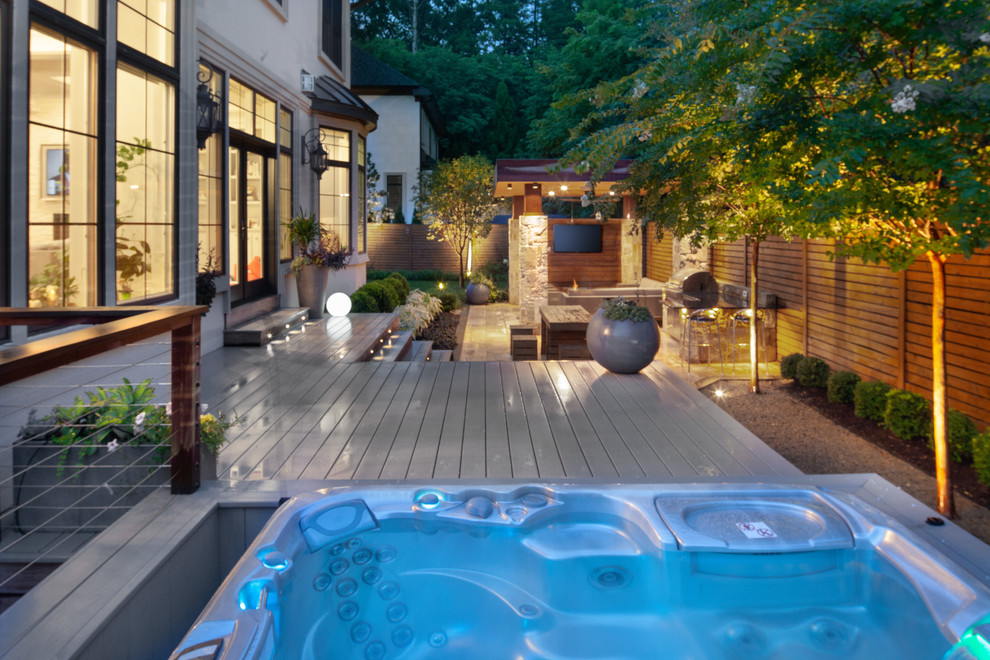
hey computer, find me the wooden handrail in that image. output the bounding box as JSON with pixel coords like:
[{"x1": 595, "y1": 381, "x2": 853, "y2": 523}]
[{"x1": 0, "y1": 306, "x2": 208, "y2": 494}]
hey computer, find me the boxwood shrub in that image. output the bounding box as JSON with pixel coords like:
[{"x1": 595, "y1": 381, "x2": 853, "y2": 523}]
[
  {"x1": 350, "y1": 288, "x2": 378, "y2": 313},
  {"x1": 883, "y1": 389, "x2": 930, "y2": 442},
  {"x1": 854, "y1": 380, "x2": 892, "y2": 422},
  {"x1": 796, "y1": 356, "x2": 830, "y2": 388},
  {"x1": 974, "y1": 431, "x2": 990, "y2": 486},
  {"x1": 927, "y1": 409, "x2": 978, "y2": 464},
  {"x1": 780, "y1": 353, "x2": 804, "y2": 380},
  {"x1": 385, "y1": 272, "x2": 410, "y2": 301},
  {"x1": 827, "y1": 371, "x2": 861, "y2": 404}
]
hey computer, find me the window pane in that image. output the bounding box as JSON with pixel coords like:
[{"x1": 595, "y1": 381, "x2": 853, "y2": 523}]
[
  {"x1": 115, "y1": 64, "x2": 175, "y2": 303},
  {"x1": 279, "y1": 108, "x2": 292, "y2": 149},
  {"x1": 319, "y1": 165, "x2": 349, "y2": 250},
  {"x1": 28, "y1": 27, "x2": 98, "y2": 308},
  {"x1": 198, "y1": 63, "x2": 225, "y2": 272},
  {"x1": 324, "y1": 129, "x2": 349, "y2": 162},
  {"x1": 279, "y1": 152, "x2": 292, "y2": 261},
  {"x1": 37, "y1": 0, "x2": 99, "y2": 29},
  {"x1": 117, "y1": 0, "x2": 175, "y2": 67}
]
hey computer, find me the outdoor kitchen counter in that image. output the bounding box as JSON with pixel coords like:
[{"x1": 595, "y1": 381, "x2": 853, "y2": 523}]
[{"x1": 540, "y1": 305, "x2": 591, "y2": 359}]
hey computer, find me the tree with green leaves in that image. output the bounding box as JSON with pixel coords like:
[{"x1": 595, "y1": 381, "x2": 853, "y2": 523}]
[
  {"x1": 566, "y1": 0, "x2": 990, "y2": 517},
  {"x1": 417, "y1": 155, "x2": 499, "y2": 287}
]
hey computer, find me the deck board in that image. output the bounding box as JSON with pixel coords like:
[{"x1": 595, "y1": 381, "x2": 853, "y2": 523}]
[{"x1": 199, "y1": 316, "x2": 800, "y2": 483}]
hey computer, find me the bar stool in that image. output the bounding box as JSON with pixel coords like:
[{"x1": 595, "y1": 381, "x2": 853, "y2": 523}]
[
  {"x1": 730, "y1": 308, "x2": 768, "y2": 374},
  {"x1": 680, "y1": 308, "x2": 724, "y2": 375}
]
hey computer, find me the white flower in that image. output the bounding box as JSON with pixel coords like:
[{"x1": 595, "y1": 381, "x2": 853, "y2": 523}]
[
  {"x1": 980, "y1": 33, "x2": 990, "y2": 44},
  {"x1": 201, "y1": 403, "x2": 209, "y2": 414},
  {"x1": 107, "y1": 439, "x2": 120, "y2": 453},
  {"x1": 165, "y1": 402, "x2": 172, "y2": 417},
  {"x1": 891, "y1": 84, "x2": 919, "y2": 113},
  {"x1": 735, "y1": 83, "x2": 756, "y2": 106},
  {"x1": 630, "y1": 80, "x2": 648, "y2": 100},
  {"x1": 135, "y1": 411, "x2": 146, "y2": 426},
  {"x1": 638, "y1": 130, "x2": 653, "y2": 142}
]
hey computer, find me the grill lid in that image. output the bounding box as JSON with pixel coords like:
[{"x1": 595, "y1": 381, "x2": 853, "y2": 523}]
[{"x1": 667, "y1": 267, "x2": 718, "y2": 292}]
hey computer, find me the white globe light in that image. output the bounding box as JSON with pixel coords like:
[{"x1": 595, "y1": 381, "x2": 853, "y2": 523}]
[{"x1": 326, "y1": 292, "x2": 352, "y2": 317}]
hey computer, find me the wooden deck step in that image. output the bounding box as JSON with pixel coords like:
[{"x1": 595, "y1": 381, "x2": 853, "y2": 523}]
[
  {"x1": 429, "y1": 349, "x2": 453, "y2": 362},
  {"x1": 401, "y1": 340, "x2": 433, "y2": 362},
  {"x1": 370, "y1": 330, "x2": 413, "y2": 362},
  {"x1": 223, "y1": 307, "x2": 310, "y2": 346}
]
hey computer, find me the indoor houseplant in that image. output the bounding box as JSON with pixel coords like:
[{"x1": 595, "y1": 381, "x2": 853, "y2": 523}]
[
  {"x1": 586, "y1": 296, "x2": 661, "y2": 374},
  {"x1": 285, "y1": 210, "x2": 349, "y2": 318}
]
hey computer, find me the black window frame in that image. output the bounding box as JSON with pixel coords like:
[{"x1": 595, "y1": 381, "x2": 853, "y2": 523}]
[{"x1": 320, "y1": 0, "x2": 342, "y2": 69}]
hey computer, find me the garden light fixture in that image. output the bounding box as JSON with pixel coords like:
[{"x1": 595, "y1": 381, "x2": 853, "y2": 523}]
[
  {"x1": 196, "y1": 63, "x2": 223, "y2": 150},
  {"x1": 302, "y1": 128, "x2": 330, "y2": 180}
]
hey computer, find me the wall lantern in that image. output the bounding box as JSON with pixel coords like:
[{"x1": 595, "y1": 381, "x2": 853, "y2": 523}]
[
  {"x1": 196, "y1": 63, "x2": 223, "y2": 150},
  {"x1": 302, "y1": 128, "x2": 330, "y2": 180}
]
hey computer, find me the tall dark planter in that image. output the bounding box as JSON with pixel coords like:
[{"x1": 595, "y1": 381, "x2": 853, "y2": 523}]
[
  {"x1": 586, "y1": 309, "x2": 661, "y2": 374},
  {"x1": 297, "y1": 265, "x2": 329, "y2": 318},
  {"x1": 12, "y1": 442, "x2": 169, "y2": 532}
]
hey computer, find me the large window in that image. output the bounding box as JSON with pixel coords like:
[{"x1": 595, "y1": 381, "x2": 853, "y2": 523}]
[
  {"x1": 386, "y1": 174, "x2": 402, "y2": 216},
  {"x1": 278, "y1": 108, "x2": 293, "y2": 261},
  {"x1": 115, "y1": 63, "x2": 175, "y2": 302},
  {"x1": 117, "y1": 0, "x2": 174, "y2": 66},
  {"x1": 318, "y1": 129, "x2": 350, "y2": 249},
  {"x1": 321, "y1": 0, "x2": 342, "y2": 69},
  {"x1": 198, "y1": 62, "x2": 224, "y2": 272},
  {"x1": 28, "y1": 26, "x2": 97, "y2": 308},
  {"x1": 357, "y1": 136, "x2": 366, "y2": 253}
]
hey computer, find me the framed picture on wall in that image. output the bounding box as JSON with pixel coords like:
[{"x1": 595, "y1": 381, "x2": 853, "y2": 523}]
[{"x1": 43, "y1": 146, "x2": 69, "y2": 196}]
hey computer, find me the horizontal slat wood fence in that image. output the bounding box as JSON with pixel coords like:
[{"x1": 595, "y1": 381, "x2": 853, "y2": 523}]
[
  {"x1": 644, "y1": 227, "x2": 675, "y2": 283},
  {"x1": 700, "y1": 236, "x2": 990, "y2": 429},
  {"x1": 367, "y1": 223, "x2": 508, "y2": 273}
]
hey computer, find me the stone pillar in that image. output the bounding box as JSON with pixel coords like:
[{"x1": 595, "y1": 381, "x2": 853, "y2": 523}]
[
  {"x1": 509, "y1": 212, "x2": 519, "y2": 304},
  {"x1": 675, "y1": 234, "x2": 712, "y2": 271},
  {"x1": 517, "y1": 213, "x2": 549, "y2": 324},
  {"x1": 620, "y1": 196, "x2": 642, "y2": 285}
]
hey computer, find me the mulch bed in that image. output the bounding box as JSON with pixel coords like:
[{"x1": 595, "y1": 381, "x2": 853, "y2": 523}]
[
  {"x1": 783, "y1": 381, "x2": 990, "y2": 509},
  {"x1": 415, "y1": 311, "x2": 459, "y2": 350}
]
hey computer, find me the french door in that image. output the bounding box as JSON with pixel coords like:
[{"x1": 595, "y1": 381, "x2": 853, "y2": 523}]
[{"x1": 228, "y1": 143, "x2": 276, "y2": 304}]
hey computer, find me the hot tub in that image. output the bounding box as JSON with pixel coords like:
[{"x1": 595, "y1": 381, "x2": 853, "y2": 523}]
[{"x1": 170, "y1": 483, "x2": 990, "y2": 660}]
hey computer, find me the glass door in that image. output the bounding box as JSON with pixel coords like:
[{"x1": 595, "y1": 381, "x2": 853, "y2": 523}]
[{"x1": 229, "y1": 144, "x2": 275, "y2": 304}]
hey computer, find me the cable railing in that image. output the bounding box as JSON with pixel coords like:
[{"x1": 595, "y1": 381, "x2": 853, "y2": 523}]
[{"x1": 0, "y1": 306, "x2": 205, "y2": 606}]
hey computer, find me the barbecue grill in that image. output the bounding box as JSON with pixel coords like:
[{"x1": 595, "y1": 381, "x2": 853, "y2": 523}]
[{"x1": 662, "y1": 267, "x2": 719, "y2": 309}]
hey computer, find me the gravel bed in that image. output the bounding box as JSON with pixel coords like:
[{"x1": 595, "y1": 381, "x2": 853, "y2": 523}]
[{"x1": 702, "y1": 379, "x2": 990, "y2": 545}]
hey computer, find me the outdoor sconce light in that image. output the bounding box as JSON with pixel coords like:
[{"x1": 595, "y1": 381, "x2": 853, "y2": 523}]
[
  {"x1": 302, "y1": 128, "x2": 330, "y2": 180},
  {"x1": 196, "y1": 63, "x2": 223, "y2": 150}
]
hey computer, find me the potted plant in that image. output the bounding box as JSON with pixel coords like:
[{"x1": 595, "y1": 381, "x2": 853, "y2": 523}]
[
  {"x1": 586, "y1": 297, "x2": 661, "y2": 374},
  {"x1": 465, "y1": 272, "x2": 493, "y2": 305},
  {"x1": 285, "y1": 210, "x2": 349, "y2": 318}
]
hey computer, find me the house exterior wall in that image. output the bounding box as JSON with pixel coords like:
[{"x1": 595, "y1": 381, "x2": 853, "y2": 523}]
[{"x1": 361, "y1": 93, "x2": 421, "y2": 223}]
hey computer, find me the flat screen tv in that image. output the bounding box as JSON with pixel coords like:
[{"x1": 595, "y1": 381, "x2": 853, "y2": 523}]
[{"x1": 554, "y1": 224, "x2": 602, "y2": 253}]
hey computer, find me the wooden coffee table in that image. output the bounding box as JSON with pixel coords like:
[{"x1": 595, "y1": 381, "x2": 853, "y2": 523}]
[{"x1": 540, "y1": 305, "x2": 591, "y2": 359}]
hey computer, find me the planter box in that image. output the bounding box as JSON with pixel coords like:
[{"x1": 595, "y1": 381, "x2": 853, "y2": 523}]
[{"x1": 10, "y1": 443, "x2": 170, "y2": 533}]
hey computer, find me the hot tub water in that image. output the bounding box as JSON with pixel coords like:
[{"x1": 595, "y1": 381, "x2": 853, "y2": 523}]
[{"x1": 170, "y1": 484, "x2": 990, "y2": 660}]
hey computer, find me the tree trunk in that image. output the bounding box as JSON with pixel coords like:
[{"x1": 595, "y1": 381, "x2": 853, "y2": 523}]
[
  {"x1": 750, "y1": 237, "x2": 761, "y2": 393},
  {"x1": 458, "y1": 250, "x2": 465, "y2": 289},
  {"x1": 410, "y1": 0, "x2": 419, "y2": 54},
  {"x1": 928, "y1": 251, "x2": 955, "y2": 518}
]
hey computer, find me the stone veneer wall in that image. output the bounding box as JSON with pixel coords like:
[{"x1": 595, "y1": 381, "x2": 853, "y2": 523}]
[
  {"x1": 511, "y1": 214, "x2": 549, "y2": 323},
  {"x1": 620, "y1": 215, "x2": 643, "y2": 284}
]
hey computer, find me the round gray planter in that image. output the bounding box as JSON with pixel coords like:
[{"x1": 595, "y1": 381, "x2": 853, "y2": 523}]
[
  {"x1": 465, "y1": 282, "x2": 491, "y2": 305},
  {"x1": 586, "y1": 308, "x2": 661, "y2": 374},
  {"x1": 297, "y1": 264, "x2": 329, "y2": 318}
]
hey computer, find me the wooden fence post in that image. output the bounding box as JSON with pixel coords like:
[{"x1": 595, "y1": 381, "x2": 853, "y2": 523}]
[{"x1": 170, "y1": 314, "x2": 201, "y2": 494}]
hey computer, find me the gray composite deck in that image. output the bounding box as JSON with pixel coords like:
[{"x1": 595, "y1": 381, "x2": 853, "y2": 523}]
[{"x1": 202, "y1": 316, "x2": 800, "y2": 482}]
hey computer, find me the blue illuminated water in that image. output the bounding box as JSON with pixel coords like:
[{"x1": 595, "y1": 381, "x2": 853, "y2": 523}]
[{"x1": 272, "y1": 514, "x2": 948, "y2": 660}]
